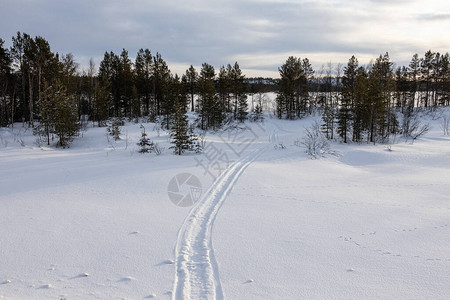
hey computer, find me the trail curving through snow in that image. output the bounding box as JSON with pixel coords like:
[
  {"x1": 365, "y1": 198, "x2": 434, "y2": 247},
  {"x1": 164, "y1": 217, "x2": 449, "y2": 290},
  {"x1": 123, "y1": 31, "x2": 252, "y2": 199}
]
[{"x1": 172, "y1": 147, "x2": 265, "y2": 300}]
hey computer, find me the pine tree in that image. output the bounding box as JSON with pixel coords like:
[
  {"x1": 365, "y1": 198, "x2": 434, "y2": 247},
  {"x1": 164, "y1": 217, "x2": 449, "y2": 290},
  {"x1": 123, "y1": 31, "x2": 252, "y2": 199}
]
[
  {"x1": 236, "y1": 94, "x2": 248, "y2": 122},
  {"x1": 153, "y1": 52, "x2": 171, "y2": 116},
  {"x1": 93, "y1": 75, "x2": 110, "y2": 126},
  {"x1": 135, "y1": 49, "x2": 153, "y2": 116},
  {"x1": 276, "y1": 56, "x2": 313, "y2": 119},
  {"x1": 39, "y1": 81, "x2": 79, "y2": 147},
  {"x1": 197, "y1": 63, "x2": 222, "y2": 130},
  {"x1": 230, "y1": 62, "x2": 248, "y2": 122},
  {"x1": 218, "y1": 66, "x2": 231, "y2": 113},
  {"x1": 352, "y1": 67, "x2": 369, "y2": 143},
  {"x1": 337, "y1": 56, "x2": 358, "y2": 143},
  {"x1": 420, "y1": 50, "x2": 434, "y2": 108},
  {"x1": 408, "y1": 53, "x2": 420, "y2": 108},
  {"x1": 321, "y1": 105, "x2": 336, "y2": 140},
  {"x1": 0, "y1": 38, "x2": 12, "y2": 127},
  {"x1": 185, "y1": 65, "x2": 198, "y2": 112}
]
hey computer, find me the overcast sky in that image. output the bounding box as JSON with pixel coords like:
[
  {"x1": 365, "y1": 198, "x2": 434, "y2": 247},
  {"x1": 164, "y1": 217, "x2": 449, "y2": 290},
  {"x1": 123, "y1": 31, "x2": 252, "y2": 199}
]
[{"x1": 1, "y1": 0, "x2": 449, "y2": 77}]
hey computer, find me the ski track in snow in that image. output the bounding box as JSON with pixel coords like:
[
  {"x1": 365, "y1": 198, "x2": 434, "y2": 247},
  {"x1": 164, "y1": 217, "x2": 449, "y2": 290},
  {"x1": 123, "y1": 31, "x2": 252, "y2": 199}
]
[{"x1": 172, "y1": 147, "x2": 265, "y2": 300}]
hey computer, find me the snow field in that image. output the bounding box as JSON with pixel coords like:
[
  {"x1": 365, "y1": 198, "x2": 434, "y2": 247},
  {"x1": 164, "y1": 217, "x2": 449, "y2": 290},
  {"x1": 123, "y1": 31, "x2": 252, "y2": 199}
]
[{"x1": 0, "y1": 102, "x2": 449, "y2": 299}]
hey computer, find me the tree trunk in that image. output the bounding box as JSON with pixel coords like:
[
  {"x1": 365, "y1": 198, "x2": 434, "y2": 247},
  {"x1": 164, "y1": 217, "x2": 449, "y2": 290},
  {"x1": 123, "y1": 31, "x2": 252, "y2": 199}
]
[{"x1": 28, "y1": 71, "x2": 33, "y2": 126}]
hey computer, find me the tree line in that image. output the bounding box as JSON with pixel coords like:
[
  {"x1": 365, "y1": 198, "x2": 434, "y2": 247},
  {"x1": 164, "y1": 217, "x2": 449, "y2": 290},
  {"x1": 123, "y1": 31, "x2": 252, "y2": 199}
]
[
  {"x1": 276, "y1": 51, "x2": 449, "y2": 144},
  {"x1": 0, "y1": 32, "x2": 252, "y2": 147},
  {"x1": 0, "y1": 32, "x2": 449, "y2": 148}
]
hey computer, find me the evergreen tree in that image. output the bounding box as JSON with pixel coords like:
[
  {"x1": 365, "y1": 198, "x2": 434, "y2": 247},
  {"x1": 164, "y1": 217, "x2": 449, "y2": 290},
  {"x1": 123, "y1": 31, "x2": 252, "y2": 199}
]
[
  {"x1": 118, "y1": 49, "x2": 134, "y2": 117},
  {"x1": 93, "y1": 75, "x2": 110, "y2": 126},
  {"x1": 231, "y1": 62, "x2": 248, "y2": 122},
  {"x1": 352, "y1": 66, "x2": 369, "y2": 143},
  {"x1": 276, "y1": 56, "x2": 312, "y2": 119},
  {"x1": 217, "y1": 65, "x2": 230, "y2": 113},
  {"x1": 185, "y1": 65, "x2": 198, "y2": 112},
  {"x1": 408, "y1": 53, "x2": 420, "y2": 105},
  {"x1": 98, "y1": 51, "x2": 120, "y2": 117},
  {"x1": 152, "y1": 52, "x2": 171, "y2": 116},
  {"x1": 170, "y1": 97, "x2": 191, "y2": 155},
  {"x1": 197, "y1": 63, "x2": 222, "y2": 130},
  {"x1": 36, "y1": 81, "x2": 79, "y2": 147},
  {"x1": 420, "y1": 50, "x2": 434, "y2": 108},
  {"x1": 337, "y1": 56, "x2": 358, "y2": 143},
  {"x1": 23, "y1": 33, "x2": 36, "y2": 125},
  {"x1": 0, "y1": 38, "x2": 12, "y2": 127},
  {"x1": 137, "y1": 125, "x2": 154, "y2": 153},
  {"x1": 10, "y1": 32, "x2": 27, "y2": 123},
  {"x1": 135, "y1": 48, "x2": 153, "y2": 116},
  {"x1": 370, "y1": 53, "x2": 397, "y2": 143},
  {"x1": 301, "y1": 58, "x2": 314, "y2": 115},
  {"x1": 321, "y1": 105, "x2": 336, "y2": 140}
]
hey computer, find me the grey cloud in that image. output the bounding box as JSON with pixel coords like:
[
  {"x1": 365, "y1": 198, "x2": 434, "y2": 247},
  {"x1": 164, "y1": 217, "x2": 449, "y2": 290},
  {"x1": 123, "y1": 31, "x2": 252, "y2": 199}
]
[
  {"x1": 1, "y1": 0, "x2": 448, "y2": 76},
  {"x1": 419, "y1": 13, "x2": 450, "y2": 21}
]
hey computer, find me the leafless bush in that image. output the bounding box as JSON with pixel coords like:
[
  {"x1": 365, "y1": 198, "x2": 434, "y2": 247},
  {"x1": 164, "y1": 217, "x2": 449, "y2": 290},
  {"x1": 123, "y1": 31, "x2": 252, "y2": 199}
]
[
  {"x1": 0, "y1": 136, "x2": 8, "y2": 148},
  {"x1": 441, "y1": 116, "x2": 450, "y2": 136},
  {"x1": 274, "y1": 143, "x2": 286, "y2": 149},
  {"x1": 106, "y1": 132, "x2": 115, "y2": 150},
  {"x1": 34, "y1": 137, "x2": 42, "y2": 148},
  {"x1": 301, "y1": 121, "x2": 336, "y2": 159},
  {"x1": 198, "y1": 131, "x2": 207, "y2": 149},
  {"x1": 402, "y1": 112, "x2": 430, "y2": 141},
  {"x1": 406, "y1": 118, "x2": 430, "y2": 142},
  {"x1": 153, "y1": 123, "x2": 161, "y2": 136},
  {"x1": 385, "y1": 133, "x2": 399, "y2": 151},
  {"x1": 14, "y1": 130, "x2": 26, "y2": 147},
  {"x1": 153, "y1": 142, "x2": 165, "y2": 155},
  {"x1": 124, "y1": 130, "x2": 129, "y2": 150}
]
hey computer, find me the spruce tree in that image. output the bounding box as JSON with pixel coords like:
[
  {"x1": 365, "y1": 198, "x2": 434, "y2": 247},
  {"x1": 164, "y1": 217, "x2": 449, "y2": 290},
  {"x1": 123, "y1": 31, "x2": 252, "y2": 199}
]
[
  {"x1": 137, "y1": 125, "x2": 154, "y2": 153},
  {"x1": 251, "y1": 103, "x2": 263, "y2": 122},
  {"x1": 170, "y1": 98, "x2": 191, "y2": 155}
]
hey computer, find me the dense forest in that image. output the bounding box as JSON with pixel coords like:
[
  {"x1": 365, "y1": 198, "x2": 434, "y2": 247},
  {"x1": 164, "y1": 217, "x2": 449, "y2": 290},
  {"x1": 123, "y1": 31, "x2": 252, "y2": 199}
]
[{"x1": 0, "y1": 32, "x2": 449, "y2": 148}]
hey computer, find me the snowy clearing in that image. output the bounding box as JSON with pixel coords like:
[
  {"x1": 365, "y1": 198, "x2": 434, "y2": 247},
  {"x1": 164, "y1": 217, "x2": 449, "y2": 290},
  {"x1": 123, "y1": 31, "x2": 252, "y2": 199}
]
[{"x1": 1, "y1": 102, "x2": 450, "y2": 299}]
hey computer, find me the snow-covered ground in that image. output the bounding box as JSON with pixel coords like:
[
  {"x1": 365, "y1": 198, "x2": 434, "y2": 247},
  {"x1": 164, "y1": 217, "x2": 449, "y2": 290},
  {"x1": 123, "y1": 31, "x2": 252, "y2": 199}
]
[{"x1": 0, "y1": 99, "x2": 449, "y2": 299}]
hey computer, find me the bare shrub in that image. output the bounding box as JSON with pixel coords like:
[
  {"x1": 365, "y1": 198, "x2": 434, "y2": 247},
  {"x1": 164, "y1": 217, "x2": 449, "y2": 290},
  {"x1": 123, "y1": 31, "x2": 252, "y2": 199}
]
[
  {"x1": 153, "y1": 143, "x2": 165, "y2": 155},
  {"x1": 441, "y1": 116, "x2": 450, "y2": 136},
  {"x1": 402, "y1": 113, "x2": 430, "y2": 141},
  {"x1": 301, "y1": 121, "x2": 336, "y2": 159}
]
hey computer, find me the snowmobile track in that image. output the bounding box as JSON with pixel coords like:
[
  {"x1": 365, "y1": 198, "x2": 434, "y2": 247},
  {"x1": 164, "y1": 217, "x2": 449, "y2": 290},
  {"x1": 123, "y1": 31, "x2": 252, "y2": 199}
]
[{"x1": 172, "y1": 147, "x2": 265, "y2": 300}]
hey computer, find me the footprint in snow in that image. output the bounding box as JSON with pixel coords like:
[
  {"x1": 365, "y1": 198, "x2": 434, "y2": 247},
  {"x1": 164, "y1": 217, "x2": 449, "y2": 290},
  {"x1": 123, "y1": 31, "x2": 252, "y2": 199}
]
[
  {"x1": 38, "y1": 284, "x2": 52, "y2": 289},
  {"x1": 70, "y1": 273, "x2": 89, "y2": 279},
  {"x1": 118, "y1": 276, "x2": 136, "y2": 282},
  {"x1": 155, "y1": 259, "x2": 175, "y2": 266}
]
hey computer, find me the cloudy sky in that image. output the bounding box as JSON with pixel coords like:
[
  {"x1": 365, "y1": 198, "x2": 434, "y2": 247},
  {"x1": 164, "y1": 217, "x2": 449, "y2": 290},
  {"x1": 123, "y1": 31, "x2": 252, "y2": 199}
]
[{"x1": 1, "y1": 0, "x2": 449, "y2": 77}]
